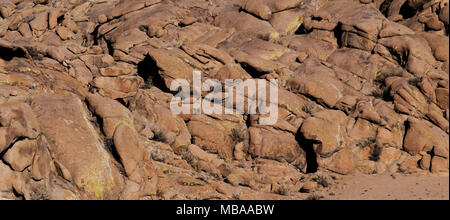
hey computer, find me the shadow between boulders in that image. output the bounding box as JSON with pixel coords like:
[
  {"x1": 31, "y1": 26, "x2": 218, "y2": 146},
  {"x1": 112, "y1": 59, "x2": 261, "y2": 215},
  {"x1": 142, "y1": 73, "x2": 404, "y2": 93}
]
[
  {"x1": 295, "y1": 128, "x2": 319, "y2": 173},
  {"x1": 137, "y1": 55, "x2": 171, "y2": 93},
  {"x1": 0, "y1": 45, "x2": 27, "y2": 61}
]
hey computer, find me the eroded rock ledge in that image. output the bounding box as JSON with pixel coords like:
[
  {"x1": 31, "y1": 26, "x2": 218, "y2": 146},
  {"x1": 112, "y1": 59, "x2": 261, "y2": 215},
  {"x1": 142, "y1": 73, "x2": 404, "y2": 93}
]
[{"x1": 0, "y1": 0, "x2": 448, "y2": 200}]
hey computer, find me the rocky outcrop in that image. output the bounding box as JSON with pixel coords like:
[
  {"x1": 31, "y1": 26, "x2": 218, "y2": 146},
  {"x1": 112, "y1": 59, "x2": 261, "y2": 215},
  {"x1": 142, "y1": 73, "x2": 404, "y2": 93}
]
[
  {"x1": 31, "y1": 94, "x2": 126, "y2": 200},
  {"x1": 0, "y1": 0, "x2": 448, "y2": 200}
]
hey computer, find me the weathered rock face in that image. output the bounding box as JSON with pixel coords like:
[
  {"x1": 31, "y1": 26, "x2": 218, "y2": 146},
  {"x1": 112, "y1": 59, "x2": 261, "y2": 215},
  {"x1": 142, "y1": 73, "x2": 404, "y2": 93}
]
[
  {"x1": 31, "y1": 94, "x2": 125, "y2": 200},
  {"x1": 0, "y1": 0, "x2": 449, "y2": 200},
  {"x1": 404, "y1": 117, "x2": 449, "y2": 158},
  {"x1": 249, "y1": 125, "x2": 307, "y2": 171}
]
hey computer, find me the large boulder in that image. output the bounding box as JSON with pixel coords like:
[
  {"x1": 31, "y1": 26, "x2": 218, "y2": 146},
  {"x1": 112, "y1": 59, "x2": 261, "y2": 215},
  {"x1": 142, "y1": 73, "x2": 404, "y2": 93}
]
[
  {"x1": 214, "y1": 10, "x2": 280, "y2": 41},
  {"x1": 403, "y1": 117, "x2": 449, "y2": 157},
  {"x1": 0, "y1": 102, "x2": 40, "y2": 153},
  {"x1": 145, "y1": 48, "x2": 203, "y2": 89},
  {"x1": 300, "y1": 110, "x2": 349, "y2": 157},
  {"x1": 188, "y1": 114, "x2": 247, "y2": 160},
  {"x1": 31, "y1": 94, "x2": 125, "y2": 199},
  {"x1": 287, "y1": 76, "x2": 343, "y2": 108},
  {"x1": 241, "y1": 0, "x2": 302, "y2": 20},
  {"x1": 249, "y1": 125, "x2": 307, "y2": 171},
  {"x1": 3, "y1": 139, "x2": 37, "y2": 172},
  {"x1": 129, "y1": 89, "x2": 192, "y2": 153},
  {"x1": 86, "y1": 93, "x2": 155, "y2": 183}
]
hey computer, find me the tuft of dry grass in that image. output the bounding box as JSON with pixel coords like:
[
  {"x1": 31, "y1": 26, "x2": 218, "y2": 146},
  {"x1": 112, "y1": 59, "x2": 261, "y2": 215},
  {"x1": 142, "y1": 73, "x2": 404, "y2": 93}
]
[
  {"x1": 152, "y1": 127, "x2": 168, "y2": 143},
  {"x1": 30, "y1": 185, "x2": 51, "y2": 200},
  {"x1": 408, "y1": 77, "x2": 422, "y2": 87},
  {"x1": 182, "y1": 151, "x2": 198, "y2": 164},
  {"x1": 306, "y1": 193, "x2": 324, "y2": 200},
  {"x1": 274, "y1": 184, "x2": 290, "y2": 196},
  {"x1": 302, "y1": 103, "x2": 315, "y2": 115},
  {"x1": 230, "y1": 127, "x2": 246, "y2": 144},
  {"x1": 231, "y1": 192, "x2": 242, "y2": 200},
  {"x1": 314, "y1": 175, "x2": 330, "y2": 188},
  {"x1": 151, "y1": 148, "x2": 167, "y2": 162}
]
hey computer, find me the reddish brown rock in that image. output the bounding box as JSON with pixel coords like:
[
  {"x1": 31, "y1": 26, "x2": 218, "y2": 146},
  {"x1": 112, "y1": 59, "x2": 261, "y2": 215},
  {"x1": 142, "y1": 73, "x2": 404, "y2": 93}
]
[
  {"x1": 29, "y1": 12, "x2": 48, "y2": 32},
  {"x1": 431, "y1": 156, "x2": 449, "y2": 173},
  {"x1": 0, "y1": 162, "x2": 15, "y2": 199},
  {"x1": 93, "y1": 76, "x2": 143, "y2": 99},
  {"x1": 249, "y1": 125, "x2": 306, "y2": 171},
  {"x1": 403, "y1": 118, "x2": 449, "y2": 156},
  {"x1": 31, "y1": 94, "x2": 125, "y2": 199},
  {"x1": 0, "y1": 0, "x2": 448, "y2": 200},
  {"x1": 3, "y1": 139, "x2": 36, "y2": 172},
  {"x1": 300, "y1": 110, "x2": 348, "y2": 157},
  {"x1": 188, "y1": 114, "x2": 246, "y2": 160}
]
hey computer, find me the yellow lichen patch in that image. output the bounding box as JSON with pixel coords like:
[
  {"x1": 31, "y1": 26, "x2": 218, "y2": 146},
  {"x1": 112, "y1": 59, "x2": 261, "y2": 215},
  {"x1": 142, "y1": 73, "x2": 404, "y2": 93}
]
[
  {"x1": 32, "y1": 69, "x2": 42, "y2": 75},
  {"x1": 121, "y1": 69, "x2": 131, "y2": 75},
  {"x1": 112, "y1": 117, "x2": 136, "y2": 133},
  {"x1": 178, "y1": 176, "x2": 205, "y2": 186},
  {"x1": 269, "y1": 31, "x2": 280, "y2": 42},
  {"x1": 419, "y1": 128, "x2": 434, "y2": 140},
  {"x1": 285, "y1": 16, "x2": 303, "y2": 35},
  {"x1": 5, "y1": 74, "x2": 35, "y2": 87},
  {"x1": 33, "y1": 7, "x2": 47, "y2": 14},
  {"x1": 373, "y1": 71, "x2": 381, "y2": 80},
  {"x1": 18, "y1": 67, "x2": 32, "y2": 73},
  {"x1": 0, "y1": 74, "x2": 10, "y2": 85},
  {"x1": 260, "y1": 48, "x2": 290, "y2": 61},
  {"x1": 76, "y1": 165, "x2": 116, "y2": 200},
  {"x1": 171, "y1": 114, "x2": 182, "y2": 132},
  {"x1": 158, "y1": 142, "x2": 172, "y2": 150},
  {"x1": 176, "y1": 144, "x2": 189, "y2": 151}
]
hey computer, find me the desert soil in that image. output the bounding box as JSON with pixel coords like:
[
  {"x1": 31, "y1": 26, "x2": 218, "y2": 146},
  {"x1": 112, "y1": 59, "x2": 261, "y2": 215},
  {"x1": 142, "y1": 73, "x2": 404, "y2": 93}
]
[
  {"x1": 326, "y1": 175, "x2": 449, "y2": 200},
  {"x1": 1, "y1": 0, "x2": 449, "y2": 200}
]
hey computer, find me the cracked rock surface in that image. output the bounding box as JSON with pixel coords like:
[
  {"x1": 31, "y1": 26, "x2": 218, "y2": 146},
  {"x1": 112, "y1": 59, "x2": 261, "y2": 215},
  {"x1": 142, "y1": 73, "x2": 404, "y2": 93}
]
[{"x1": 0, "y1": 0, "x2": 448, "y2": 200}]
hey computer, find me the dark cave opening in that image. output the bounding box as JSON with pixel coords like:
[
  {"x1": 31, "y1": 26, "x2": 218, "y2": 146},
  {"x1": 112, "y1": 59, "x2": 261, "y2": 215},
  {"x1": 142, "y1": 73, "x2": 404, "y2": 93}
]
[
  {"x1": 295, "y1": 23, "x2": 312, "y2": 35},
  {"x1": 0, "y1": 46, "x2": 27, "y2": 61},
  {"x1": 333, "y1": 22, "x2": 344, "y2": 48},
  {"x1": 399, "y1": 2, "x2": 417, "y2": 19},
  {"x1": 239, "y1": 62, "x2": 268, "y2": 78},
  {"x1": 137, "y1": 55, "x2": 171, "y2": 93}
]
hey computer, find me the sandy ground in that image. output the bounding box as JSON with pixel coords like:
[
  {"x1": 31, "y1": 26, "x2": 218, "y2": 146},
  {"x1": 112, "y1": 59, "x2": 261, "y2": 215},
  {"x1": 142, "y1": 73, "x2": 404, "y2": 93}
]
[{"x1": 323, "y1": 174, "x2": 449, "y2": 200}]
